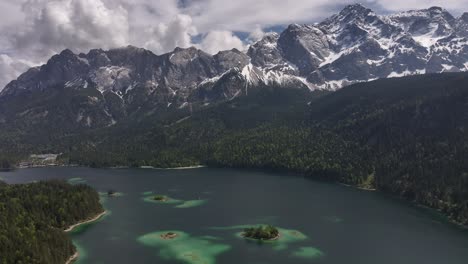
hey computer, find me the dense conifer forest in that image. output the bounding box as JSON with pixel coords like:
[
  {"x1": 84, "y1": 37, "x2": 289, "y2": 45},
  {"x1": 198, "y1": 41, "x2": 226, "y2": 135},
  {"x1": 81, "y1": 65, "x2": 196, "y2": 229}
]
[
  {"x1": 1, "y1": 73, "x2": 468, "y2": 226},
  {"x1": 0, "y1": 181, "x2": 103, "y2": 264}
]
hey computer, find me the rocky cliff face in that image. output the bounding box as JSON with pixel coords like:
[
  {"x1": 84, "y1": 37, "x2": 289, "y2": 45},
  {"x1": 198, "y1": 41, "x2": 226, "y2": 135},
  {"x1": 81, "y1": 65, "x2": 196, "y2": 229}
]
[{"x1": 1, "y1": 4, "x2": 468, "y2": 130}]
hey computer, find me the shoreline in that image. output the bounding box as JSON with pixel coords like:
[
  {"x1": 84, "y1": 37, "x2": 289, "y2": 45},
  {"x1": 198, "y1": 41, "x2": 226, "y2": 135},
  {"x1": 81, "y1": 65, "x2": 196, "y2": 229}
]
[
  {"x1": 139, "y1": 165, "x2": 206, "y2": 170},
  {"x1": 17, "y1": 164, "x2": 79, "y2": 169},
  {"x1": 15, "y1": 163, "x2": 206, "y2": 170},
  {"x1": 158, "y1": 165, "x2": 206, "y2": 170},
  {"x1": 65, "y1": 251, "x2": 78, "y2": 264},
  {"x1": 339, "y1": 183, "x2": 377, "y2": 192},
  {"x1": 242, "y1": 233, "x2": 281, "y2": 241},
  {"x1": 63, "y1": 210, "x2": 106, "y2": 263},
  {"x1": 64, "y1": 210, "x2": 107, "y2": 233}
]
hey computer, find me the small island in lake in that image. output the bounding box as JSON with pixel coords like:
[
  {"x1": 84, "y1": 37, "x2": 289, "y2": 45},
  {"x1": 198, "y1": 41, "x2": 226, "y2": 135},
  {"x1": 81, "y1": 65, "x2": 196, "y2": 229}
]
[
  {"x1": 153, "y1": 195, "x2": 168, "y2": 201},
  {"x1": 142, "y1": 192, "x2": 207, "y2": 208},
  {"x1": 160, "y1": 232, "x2": 178, "y2": 240},
  {"x1": 101, "y1": 190, "x2": 124, "y2": 198},
  {"x1": 242, "y1": 225, "x2": 280, "y2": 241},
  {"x1": 137, "y1": 230, "x2": 231, "y2": 264}
]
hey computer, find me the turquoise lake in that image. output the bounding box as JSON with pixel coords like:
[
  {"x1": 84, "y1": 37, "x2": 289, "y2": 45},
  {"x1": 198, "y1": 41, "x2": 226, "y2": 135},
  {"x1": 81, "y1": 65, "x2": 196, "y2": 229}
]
[{"x1": 2, "y1": 167, "x2": 468, "y2": 264}]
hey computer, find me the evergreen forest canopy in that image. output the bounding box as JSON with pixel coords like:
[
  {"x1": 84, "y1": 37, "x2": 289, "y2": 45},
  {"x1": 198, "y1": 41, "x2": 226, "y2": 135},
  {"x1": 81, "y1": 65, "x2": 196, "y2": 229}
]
[
  {"x1": 0, "y1": 72, "x2": 468, "y2": 226},
  {"x1": 243, "y1": 225, "x2": 280, "y2": 240},
  {"x1": 0, "y1": 180, "x2": 103, "y2": 264}
]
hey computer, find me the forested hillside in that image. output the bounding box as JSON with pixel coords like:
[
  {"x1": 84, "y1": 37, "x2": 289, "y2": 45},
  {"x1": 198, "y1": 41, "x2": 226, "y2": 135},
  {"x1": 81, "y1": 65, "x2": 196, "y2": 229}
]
[
  {"x1": 308, "y1": 73, "x2": 468, "y2": 225},
  {"x1": 62, "y1": 73, "x2": 468, "y2": 226},
  {"x1": 1, "y1": 73, "x2": 468, "y2": 226},
  {"x1": 0, "y1": 181, "x2": 104, "y2": 264}
]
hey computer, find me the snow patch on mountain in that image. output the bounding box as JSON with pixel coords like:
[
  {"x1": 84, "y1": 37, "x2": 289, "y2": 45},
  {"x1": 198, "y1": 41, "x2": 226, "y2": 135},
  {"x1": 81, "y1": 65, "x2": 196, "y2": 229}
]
[
  {"x1": 92, "y1": 66, "x2": 131, "y2": 93},
  {"x1": 2, "y1": 3, "x2": 468, "y2": 127},
  {"x1": 412, "y1": 23, "x2": 445, "y2": 48}
]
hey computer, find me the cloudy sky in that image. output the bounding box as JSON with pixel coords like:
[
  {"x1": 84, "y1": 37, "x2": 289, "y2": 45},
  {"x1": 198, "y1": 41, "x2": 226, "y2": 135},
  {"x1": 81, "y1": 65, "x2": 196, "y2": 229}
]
[{"x1": 0, "y1": 0, "x2": 467, "y2": 89}]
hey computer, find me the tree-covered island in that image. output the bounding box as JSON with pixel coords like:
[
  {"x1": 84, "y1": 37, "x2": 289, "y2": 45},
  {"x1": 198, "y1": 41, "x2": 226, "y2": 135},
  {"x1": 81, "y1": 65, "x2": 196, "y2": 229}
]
[{"x1": 242, "y1": 225, "x2": 280, "y2": 241}]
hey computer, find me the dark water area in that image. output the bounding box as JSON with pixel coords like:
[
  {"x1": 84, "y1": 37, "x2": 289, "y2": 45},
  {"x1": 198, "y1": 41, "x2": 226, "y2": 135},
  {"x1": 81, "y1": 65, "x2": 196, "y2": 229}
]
[{"x1": 1, "y1": 167, "x2": 468, "y2": 264}]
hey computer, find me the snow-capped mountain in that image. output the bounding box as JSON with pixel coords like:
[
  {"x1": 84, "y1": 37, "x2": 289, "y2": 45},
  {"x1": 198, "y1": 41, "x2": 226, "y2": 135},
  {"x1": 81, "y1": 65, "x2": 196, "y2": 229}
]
[
  {"x1": 251, "y1": 4, "x2": 468, "y2": 89},
  {"x1": 1, "y1": 4, "x2": 468, "y2": 129}
]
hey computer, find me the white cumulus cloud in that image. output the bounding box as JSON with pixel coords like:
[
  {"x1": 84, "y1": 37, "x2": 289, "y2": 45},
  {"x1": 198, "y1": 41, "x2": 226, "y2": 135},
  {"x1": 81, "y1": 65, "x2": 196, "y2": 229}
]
[
  {"x1": 143, "y1": 14, "x2": 197, "y2": 54},
  {"x1": 368, "y1": 0, "x2": 468, "y2": 11},
  {"x1": 0, "y1": 55, "x2": 34, "y2": 90},
  {"x1": 199, "y1": 31, "x2": 246, "y2": 54},
  {"x1": 15, "y1": 0, "x2": 129, "y2": 58},
  {"x1": 0, "y1": 0, "x2": 467, "y2": 90}
]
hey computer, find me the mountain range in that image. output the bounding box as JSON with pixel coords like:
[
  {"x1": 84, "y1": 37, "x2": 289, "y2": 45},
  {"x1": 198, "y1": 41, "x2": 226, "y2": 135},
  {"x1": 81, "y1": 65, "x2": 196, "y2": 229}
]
[
  {"x1": 1, "y1": 4, "x2": 468, "y2": 227},
  {"x1": 1, "y1": 4, "x2": 468, "y2": 131}
]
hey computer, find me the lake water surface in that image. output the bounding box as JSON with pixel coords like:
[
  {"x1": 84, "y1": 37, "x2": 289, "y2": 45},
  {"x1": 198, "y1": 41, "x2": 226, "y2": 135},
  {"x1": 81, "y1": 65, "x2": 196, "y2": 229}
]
[{"x1": 2, "y1": 167, "x2": 468, "y2": 264}]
